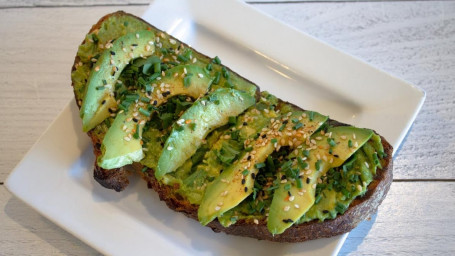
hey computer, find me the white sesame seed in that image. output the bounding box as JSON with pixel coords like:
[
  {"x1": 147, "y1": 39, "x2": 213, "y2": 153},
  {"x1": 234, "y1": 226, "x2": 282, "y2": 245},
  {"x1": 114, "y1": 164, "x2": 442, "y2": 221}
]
[
  {"x1": 263, "y1": 109, "x2": 269, "y2": 113},
  {"x1": 254, "y1": 219, "x2": 259, "y2": 225},
  {"x1": 357, "y1": 185, "x2": 362, "y2": 191},
  {"x1": 217, "y1": 202, "x2": 223, "y2": 206},
  {"x1": 95, "y1": 66, "x2": 100, "y2": 71},
  {"x1": 215, "y1": 206, "x2": 221, "y2": 211},
  {"x1": 289, "y1": 196, "x2": 295, "y2": 202},
  {"x1": 124, "y1": 136, "x2": 131, "y2": 141},
  {"x1": 355, "y1": 141, "x2": 359, "y2": 147},
  {"x1": 170, "y1": 39, "x2": 176, "y2": 45},
  {"x1": 294, "y1": 204, "x2": 300, "y2": 209},
  {"x1": 312, "y1": 184, "x2": 316, "y2": 189},
  {"x1": 167, "y1": 146, "x2": 173, "y2": 150},
  {"x1": 136, "y1": 33, "x2": 140, "y2": 39},
  {"x1": 298, "y1": 191, "x2": 304, "y2": 196},
  {"x1": 192, "y1": 58, "x2": 197, "y2": 63},
  {"x1": 280, "y1": 179, "x2": 288, "y2": 184},
  {"x1": 365, "y1": 162, "x2": 370, "y2": 168},
  {"x1": 198, "y1": 73, "x2": 204, "y2": 78},
  {"x1": 316, "y1": 136, "x2": 322, "y2": 140},
  {"x1": 353, "y1": 133, "x2": 357, "y2": 139},
  {"x1": 283, "y1": 206, "x2": 290, "y2": 212}
]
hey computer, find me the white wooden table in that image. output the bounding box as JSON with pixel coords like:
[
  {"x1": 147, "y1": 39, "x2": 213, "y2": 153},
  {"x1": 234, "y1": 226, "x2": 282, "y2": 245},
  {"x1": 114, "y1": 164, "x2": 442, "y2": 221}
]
[{"x1": 1, "y1": 1, "x2": 454, "y2": 255}]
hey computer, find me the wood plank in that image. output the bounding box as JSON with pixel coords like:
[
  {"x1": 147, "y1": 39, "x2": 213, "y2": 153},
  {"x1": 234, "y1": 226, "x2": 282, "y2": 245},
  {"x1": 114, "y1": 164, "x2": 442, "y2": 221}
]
[
  {"x1": 339, "y1": 181, "x2": 455, "y2": 255},
  {"x1": 1, "y1": 182, "x2": 453, "y2": 255},
  {"x1": 254, "y1": 1, "x2": 455, "y2": 179},
  {"x1": 0, "y1": 6, "x2": 146, "y2": 181}
]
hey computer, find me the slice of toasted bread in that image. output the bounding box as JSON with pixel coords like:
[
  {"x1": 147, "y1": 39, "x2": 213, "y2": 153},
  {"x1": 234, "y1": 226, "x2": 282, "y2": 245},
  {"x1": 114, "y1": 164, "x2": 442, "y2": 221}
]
[{"x1": 71, "y1": 11, "x2": 393, "y2": 242}]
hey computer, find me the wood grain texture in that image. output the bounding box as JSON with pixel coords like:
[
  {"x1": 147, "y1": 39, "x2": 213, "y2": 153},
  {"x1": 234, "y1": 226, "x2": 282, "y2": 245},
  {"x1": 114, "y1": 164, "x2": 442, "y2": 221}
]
[
  {"x1": 0, "y1": 6, "x2": 147, "y2": 181},
  {"x1": 1, "y1": 1, "x2": 454, "y2": 256},
  {"x1": 254, "y1": 1, "x2": 455, "y2": 179},
  {"x1": 1, "y1": 181, "x2": 453, "y2": 255}
]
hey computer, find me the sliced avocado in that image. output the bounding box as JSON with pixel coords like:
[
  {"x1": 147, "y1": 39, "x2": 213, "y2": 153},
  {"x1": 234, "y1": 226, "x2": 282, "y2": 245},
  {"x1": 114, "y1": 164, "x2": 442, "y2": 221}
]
[
  {"x1": 155, "y1": 88, "x2": 256, "y2": 180},
  {"x1": 98, "y1": 64, "x2": 213, "y2": 169},
  {"x1": 267, "y1": 126, "x2": 373, "y2": 235},
  {"x1": 80, "y1": 30, "x2": 155, "y2": 132},
  {"x1": 198, "y1": 110, "x2": 327, "y2": 225}
]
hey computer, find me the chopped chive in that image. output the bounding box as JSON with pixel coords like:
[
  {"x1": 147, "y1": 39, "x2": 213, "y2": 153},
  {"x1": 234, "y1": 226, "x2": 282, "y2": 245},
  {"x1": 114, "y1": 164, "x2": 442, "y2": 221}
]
[
  {"x1": 213, "y1": 56, "x2": 221, "y2": 64},
  {"x1": 328, "y1": 138, "x2": 336, "y2": 147},
  {"x1": 206, "y1": 63, "x2": 212, "y2": 71},
  {"x1": 224, "y1": 80, "x2": 234, "y2": 88},
  {"x1": 309, "y1": 111, "x2": 314, "y2": 121},
  {"x1": 189, "y1": 122, "x2": 196, "y2": 131},
  {"x1": 297, "y1": 157, "x2": 305, "y2": 169},
  {"x1": 271, "y1": 138, "x2": 278, "y2": 144},
  {"x1": 279, "y1": 124, "x2": 286, "y2": 131},
  {"x1": 213, "y1": 71, "x2": 221, "y2": 85},
  {"x1": 139, "y1": 108, "x2": 151, "y2": 117},
  {"x1": 96, "y1": 86, "x2": 105, "y2": 90},
  {"x1": 184, "y1": 75, "x2": 191, "y2": 87},
  {"x1": 291, "y1": 118, "x2": 299, "y2": 123},
  {"x1": 141, "y1": 167, "x2": 148, "y2": 173},
  {"x1": 315, "y1": 159, "x2": 322, "y2": 171},
  {"x1": 348, "y1": 140, "x2": 353, "y2": 148},
  {"x1": 140, "y1": 97, "x2": 151, "y2": 103},
  {"x1": 245, "y1": 146, "x2": 253, "y2": 152},
  {"x1": 177, "y1": 54, "x2": 189, "y2": 62},
  {"x1": 102, "y1": 79, "x2": 107, "y2": 85},
  {"x1": 296, "y1": 178, "x2": 303, "y2": 189},
  {"x1": 293, "y1": 122, "x2": 303, "y2": 130},
  {"x1": 284, "y1": 183, "x2": 291, "y2": 190},
  {"x1": 228, "y1": 116, "x2": 237, "y2": 125},
  {"x1": 255, "y1": 162, "x2": 266, "y2": 169},
  {"x1": 221, "y1": 66, "x2": 229, "y2": 78},
  {"x1": 125, "y1": 94, "x2": 139, "y2": 101},
  {"x1": 133, "y1": 124, "x2": 140, "y2": 139},
  {"x1": 303, "y1": 150, "x2": 310, "y2": 157},
  {"x1": 154, "y1": 62, "x2": 161, "y2": 73},
  {"x1": 242, "y1": 169, "x2": 249, "y2": 176}
]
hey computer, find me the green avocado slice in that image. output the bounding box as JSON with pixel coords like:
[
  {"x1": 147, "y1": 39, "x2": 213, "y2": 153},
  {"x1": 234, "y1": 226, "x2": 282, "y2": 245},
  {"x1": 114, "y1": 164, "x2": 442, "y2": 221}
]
[
  {"x1": 197, "y1": 110, "x2": 327, "y2": 225},
  {"x1": 80, "y1": 30, "x2": 155, "y2": 132},
  {"x1": 267, "y1": 126, "x2": 373, "y2": 235},
  {"x1": 98, "y1": 64, "x2": 213, "y2": 169},
  {"x1": 155, "y1": 88, "x2": 256, "y2": 180}
]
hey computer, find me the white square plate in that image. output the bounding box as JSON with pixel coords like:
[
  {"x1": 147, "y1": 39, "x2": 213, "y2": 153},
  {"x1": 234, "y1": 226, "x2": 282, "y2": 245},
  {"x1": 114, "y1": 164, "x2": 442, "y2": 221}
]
[{"x1": 6, "y1": 0, "x2": 425, "y2": 255}]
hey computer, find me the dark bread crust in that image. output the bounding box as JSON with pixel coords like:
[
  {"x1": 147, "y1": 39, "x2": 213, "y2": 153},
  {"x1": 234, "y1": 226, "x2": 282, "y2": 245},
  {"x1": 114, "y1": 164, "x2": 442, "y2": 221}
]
[
  {"x1": 140, "y1": 133, "x2": 392, "y2": 242},
  {"x1": 71, "y1": 11, "x2": 394, "y2": 242}
]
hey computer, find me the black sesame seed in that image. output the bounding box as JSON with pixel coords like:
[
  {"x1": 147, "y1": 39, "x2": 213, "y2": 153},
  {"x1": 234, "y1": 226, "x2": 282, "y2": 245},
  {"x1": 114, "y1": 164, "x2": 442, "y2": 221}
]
[
  {"x1": 323, "y1": 210, "x2": 329, "y2": 214},
  {"x1": 282, "y1": 219, "x2": 293, "y2": 223},
  {"x1": 132, "y1": 43, "x2": 138, "y2": 47},
  {"x1": 281, "y1": 175, "x2": 287, "y2": 180},
  {"x1": 287, "y1": 191, "x2": 292, "y2": 197},
  {"x1": 244, "y1": 187, "x2": 248, "y2": 192},
  {"x1": 251, "y1": 173, "x2": 256, "y2": 179},
  {"x1": 306, "y1": 178, "x2": 310, "y2": 184},
  {"x1": 110, "y1": 51, "x2": 115, "y2": 55},
  {"x1": 283, "y1": 120, "x2": 288, "y2": 124},
  {"x1": 153, "y1": 100, "x2": 158, "y2": 105},
  {"x1": 241, "y1": 179, "x2": 246, "y2": 185},
  {"x1": 101, "y1": 100, "x2": 106, "y2": 105},
  {"x1": 247, "y1": 155, "x2": 252, "y2": 161},
  {"x1": 108, "y1": 108, "x2": 115, "y2": 113},
  {"x1": 162, "y1": 91, "x2": 171, "y2": 97},
  {"x1": 334, "y1": 154, "x2": 339, "y2": 158},
  {"x1": 243, "y1": 122, "x2": 247, "y2": 126},
  {"x1": 133, "y1": 118, "x2": 138, "y2": 123},
  {"x1": 261, "y1": 134, "x2": 267, "y2": 138}
]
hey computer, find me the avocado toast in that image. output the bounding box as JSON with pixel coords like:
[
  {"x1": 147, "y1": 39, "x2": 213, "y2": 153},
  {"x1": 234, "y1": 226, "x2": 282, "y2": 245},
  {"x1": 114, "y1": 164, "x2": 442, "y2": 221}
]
[{"x1": 71, "y1": 11, "x2": 393, "y2": 242}]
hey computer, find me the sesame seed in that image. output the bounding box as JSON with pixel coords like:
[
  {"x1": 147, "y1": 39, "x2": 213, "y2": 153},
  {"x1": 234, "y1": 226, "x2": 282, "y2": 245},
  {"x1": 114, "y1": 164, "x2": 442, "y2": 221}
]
[
  {"x1": 353, "y1": 133, "x2": 357, "y2": 139},
  {"x1": 294, "y1": 204, "x2": 300, "y2": 209},
  {"x1": 283, "y1": 206, "x2": 290, "y2": 212},
  {"x1": 298, "y1": 191, "x2": 304, "y2": 196},
  {"x1": 217, "y1": 202, "x2": 223, "y2": 206},
  {"x1": 253, "y1": 219, "x2": 259, "y2": 225},
  {"x1": 192, "y1": 58, "x2": 197, "y2": 63},
  {"x1": 357, "y1": 184, "x2": 362, "y2": 191},
  {"x1": 289, "y1": 196, "x2": 295, "y2": 202},
  {"x1": 94, "y1": 66, "x2": 100, "y2": 71},
  {"x1": 365, "y1": 162, "x2": 370, "y2": 168},
  {"x1": 124, "y1": 136, "x2": 131, "y2": 141},
  {"x1": 167, "y1": 146, "x2": 173, "y2": 150},
  {"x1": 312, "y1": 184, "x2": 316, "y2": 189},
  {"x1": 184, "y1": 67, "x2": 187, "y2": 74},
  {"x1": 263, "y1": 109, "x2": 269, "y2": 113},
  {"x1": 198, "y1": 73, "x2": 204, "y2": 78},
  {"x1": 316, "y1": 136, "x2": 322, "y2": 140},
  {"x1": 215, "y1": 206, "x2": 221, "y2": 211},
  {"x1": 136, "y1": 33, "x2": 140, "y2": 39},
  {"x1": 170, "y1": 39, "x2": 176, "y2": 45},
  {"x1": 355, "y1": 141, "x2": 359, "y2": 147},
  {"x1": 341, "y1": 135, "x2": 347, "y2": 140}
]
